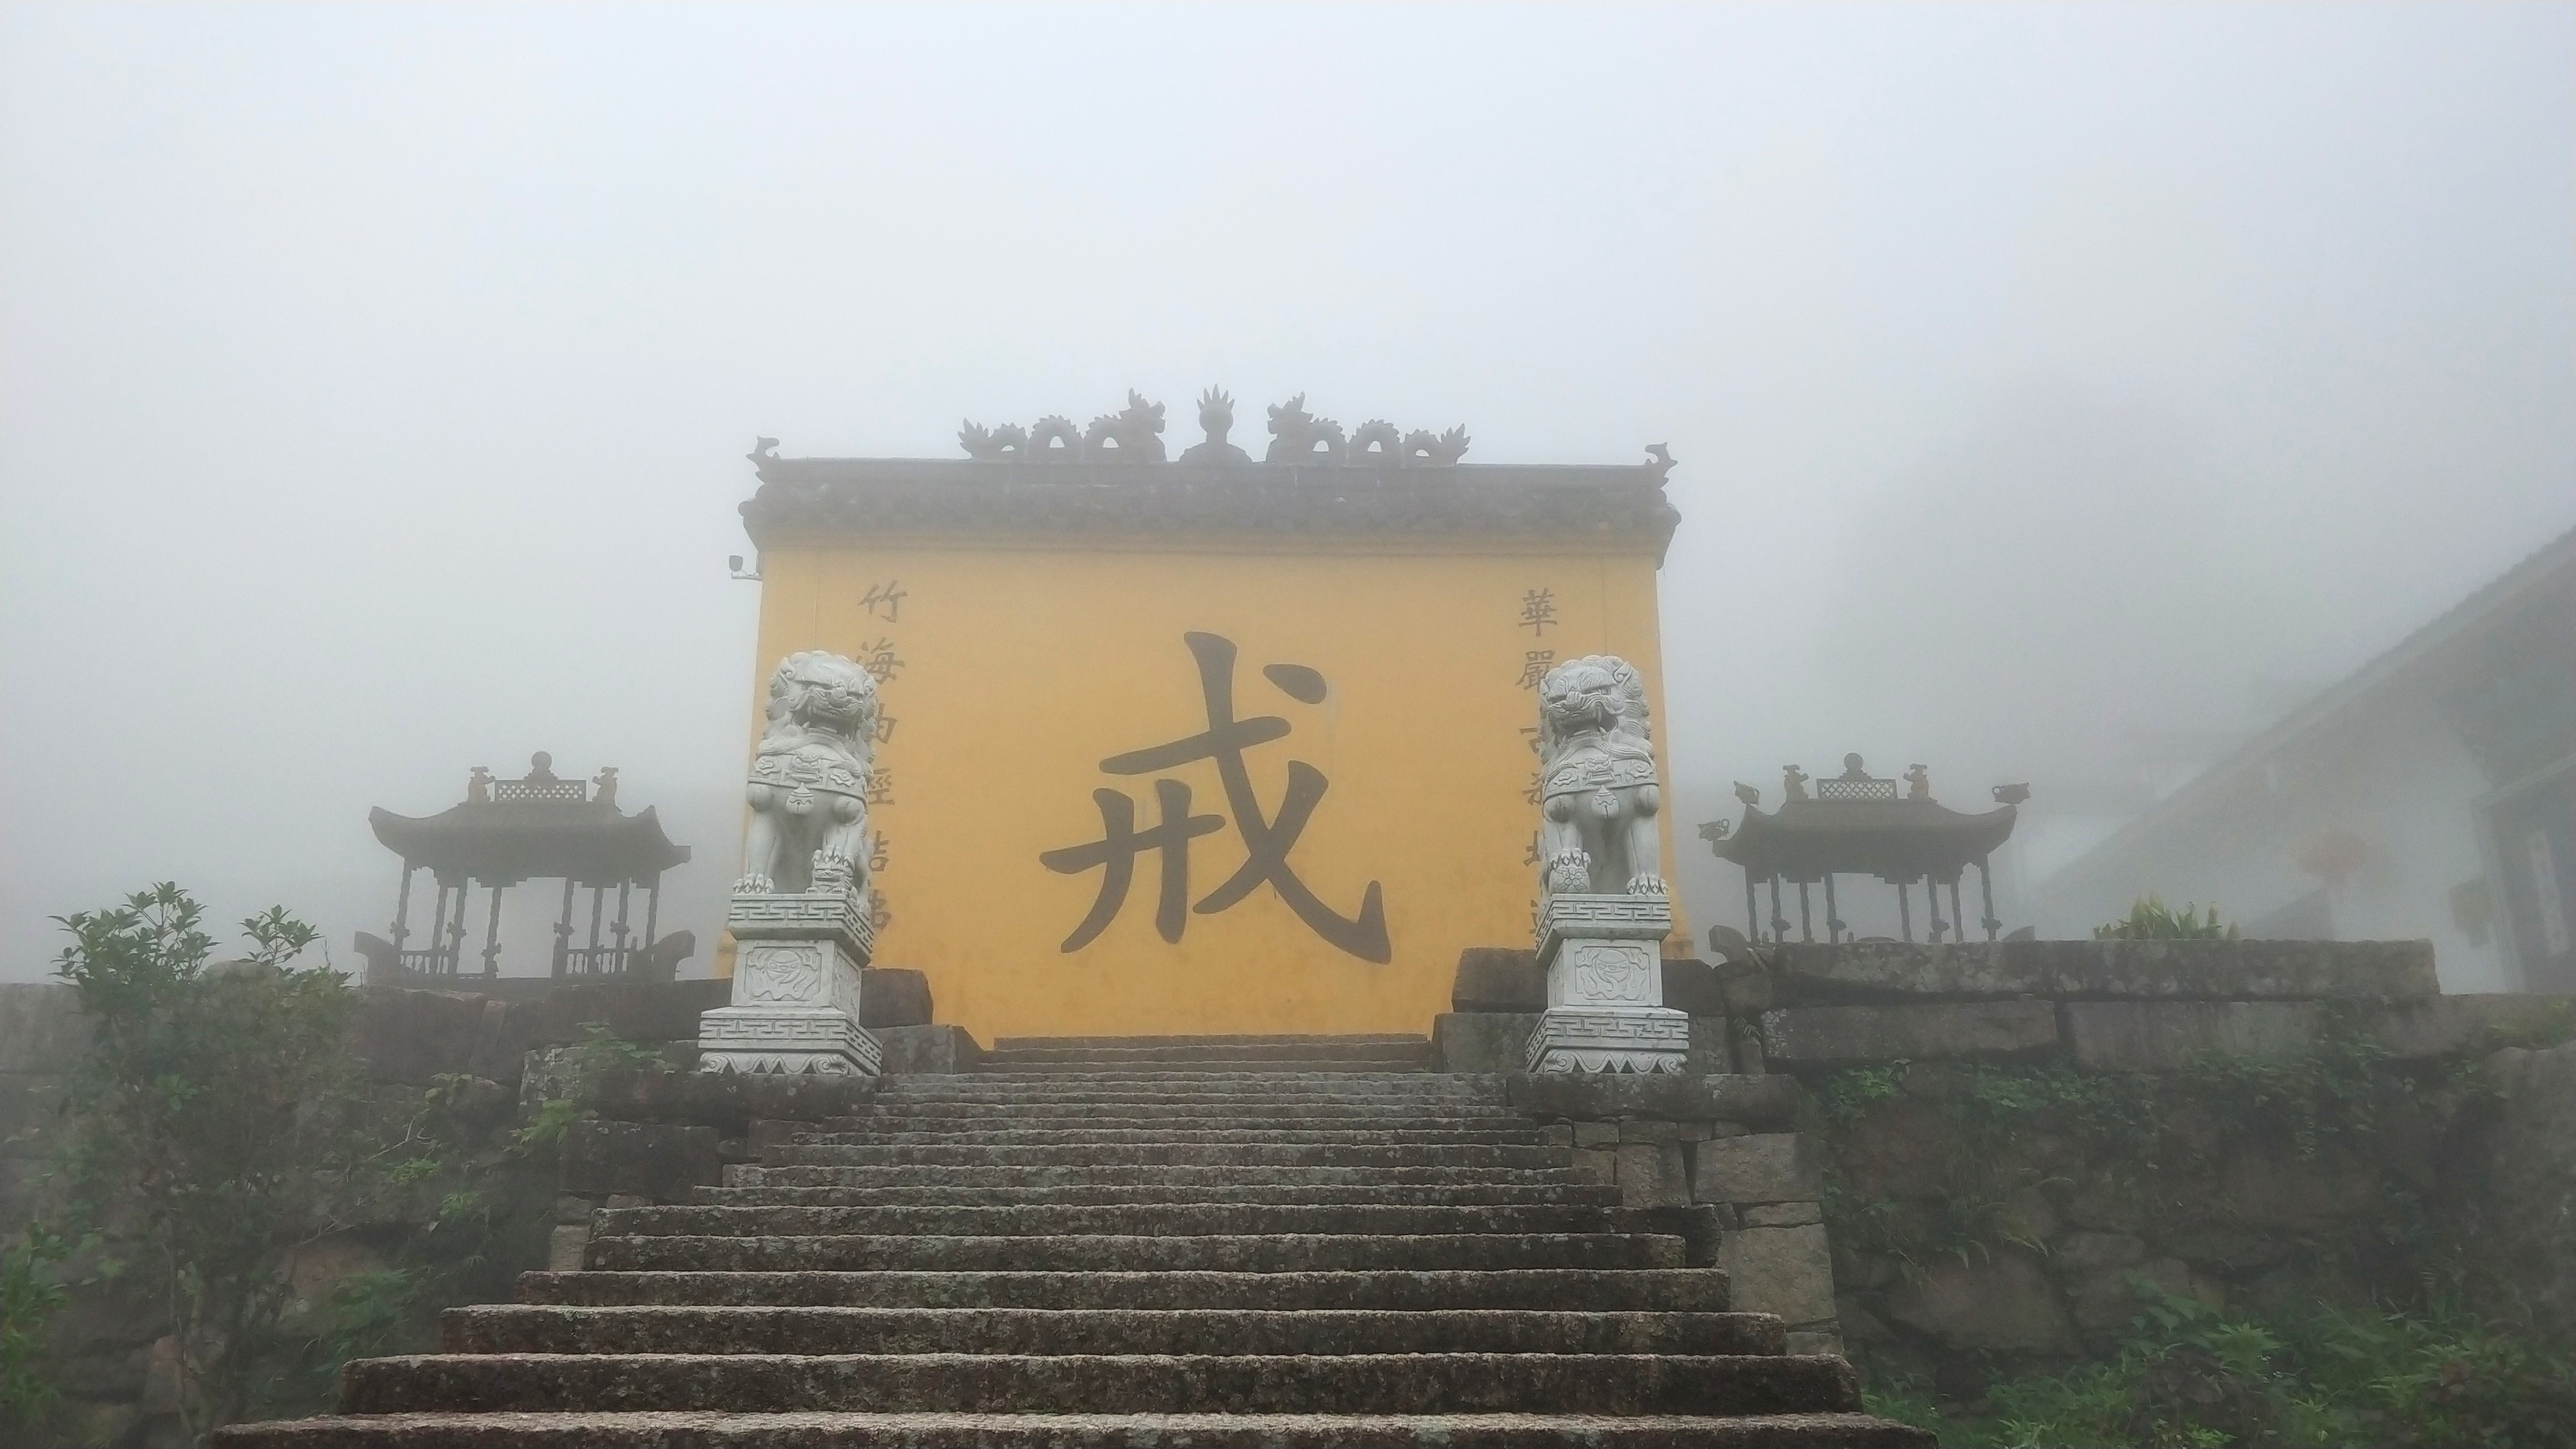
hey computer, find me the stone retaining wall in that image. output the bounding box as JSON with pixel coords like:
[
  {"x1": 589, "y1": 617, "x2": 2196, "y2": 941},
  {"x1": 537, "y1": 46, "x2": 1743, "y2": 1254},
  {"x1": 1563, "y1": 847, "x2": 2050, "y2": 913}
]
[{"x1": 1434, "y1": 938, "x2": 2576, "y2": 1385}]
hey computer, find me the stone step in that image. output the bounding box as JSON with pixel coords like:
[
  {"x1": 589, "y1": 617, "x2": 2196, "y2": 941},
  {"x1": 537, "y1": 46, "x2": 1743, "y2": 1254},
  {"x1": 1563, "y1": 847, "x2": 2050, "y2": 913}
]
[
  {"x1": 824, "y1": 1103, "x2": 1530, "y2": 1123},
  {"x1": 517, "y1": 1269, "x2": 1736, "y2": 1311},
  {"x1": 335, "y1": 1352, "x2": 1861, "y2": 1416},
  {"x1": 980, "y1": 1043, "x2": 1433, "y2": 1066},
  {"x1": 760, "y1": 1144, "x2": 1569, "y2": 1169},
  {"x1": 442, "y1": 1306, "x2": 1786, "y2": 1357},
  {"x1": 975, "y1": 1061, "x2": 1434, "y2": 1077},
  {"x1": 216, "y1": 1409, "x2": 1937, "y2": 1448},
  {"x1": 691, "y1": 1183, "x2": 1625, "y2": 1209},
  {"x1": 722, "y1": 1164, "x2": 1609, "y2": 1190},
  {"x1": 585, "y1": 1233, "x2": 1687, "y2": 1274},
  {"x1": 989, "y1": 1035, "x2": 1435, "y2": 1050},
  {"x1": 886, "y1": 1071, "x2": 1479, "y2": 1089},
  {"x1": 597, "y1": 1204, "x2": 1636, "y2": 1239},
  {"x1": 866, "y1": 1087, "x2": 1498, "y2": 1106},
  {"x1": 781, "y1": 1127, "x2": 1547, "y2": 1147}
]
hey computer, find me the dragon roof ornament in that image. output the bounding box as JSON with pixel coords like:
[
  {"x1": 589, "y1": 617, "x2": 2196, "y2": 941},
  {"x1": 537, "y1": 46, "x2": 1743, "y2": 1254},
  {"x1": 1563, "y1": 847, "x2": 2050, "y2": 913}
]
[{"x1": 962, "y1": 390, "x2": 1471, "y2": 466}]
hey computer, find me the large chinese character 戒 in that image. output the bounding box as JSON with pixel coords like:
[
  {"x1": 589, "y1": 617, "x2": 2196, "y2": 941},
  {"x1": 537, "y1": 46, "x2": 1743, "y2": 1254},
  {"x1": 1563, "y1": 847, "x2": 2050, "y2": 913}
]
[{"x1": 1039, "y1": 632, "x2": 1391, "y2": 962}]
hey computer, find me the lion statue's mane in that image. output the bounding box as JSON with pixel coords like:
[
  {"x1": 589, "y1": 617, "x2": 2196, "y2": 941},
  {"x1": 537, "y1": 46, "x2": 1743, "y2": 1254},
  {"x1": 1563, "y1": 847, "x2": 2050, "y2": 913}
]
[
  {"x1": 737, "y1": 650, "x2": 880, "y2": 897},
  {"x1": 1535, "y1": 654, "x2": 1666, "y2": 898}
]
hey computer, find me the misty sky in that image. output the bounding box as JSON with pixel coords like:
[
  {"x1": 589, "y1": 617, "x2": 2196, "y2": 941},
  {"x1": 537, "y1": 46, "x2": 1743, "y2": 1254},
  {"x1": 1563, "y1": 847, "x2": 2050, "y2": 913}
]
[{"x1": 3, "y1": 3, "x2": 2570, "y2": 979}]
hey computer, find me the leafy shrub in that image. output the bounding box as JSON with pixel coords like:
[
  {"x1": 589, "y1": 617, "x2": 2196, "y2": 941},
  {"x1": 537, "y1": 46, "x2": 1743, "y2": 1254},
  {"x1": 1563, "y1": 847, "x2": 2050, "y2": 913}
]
[{"x1": 2097, "y1": 894, "x2": 2240, "y2": 940}]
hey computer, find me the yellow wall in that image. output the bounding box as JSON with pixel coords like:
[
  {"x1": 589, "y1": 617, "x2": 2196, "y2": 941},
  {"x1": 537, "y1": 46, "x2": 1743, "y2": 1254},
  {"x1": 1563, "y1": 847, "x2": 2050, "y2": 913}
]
[{"x1": 737, "y1": 537, "x2": 1680, "y2": 1042}]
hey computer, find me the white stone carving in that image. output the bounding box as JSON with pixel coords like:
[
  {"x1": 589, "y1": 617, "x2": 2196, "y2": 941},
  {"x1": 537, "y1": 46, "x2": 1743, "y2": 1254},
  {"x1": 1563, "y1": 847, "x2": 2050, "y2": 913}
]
[
  {"x1": 1536, "y1": 656, "x2": 1666, "y2": 899},
  {"x1": 702, "y1": 649, "x2": 885, "y2": 1077},
  {"x1": 737, "y1": 651, "x2": 880, "y2": 898},
  {"x1": 1526, "y1": 654, "x2": 1685, "y2": 1075}
]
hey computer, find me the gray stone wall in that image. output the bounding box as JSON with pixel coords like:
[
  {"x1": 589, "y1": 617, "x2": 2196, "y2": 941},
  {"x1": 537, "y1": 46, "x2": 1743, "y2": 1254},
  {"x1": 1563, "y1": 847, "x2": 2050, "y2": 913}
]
[
  {"x1": 1436, "y1": 939, "x2": 2576, "y2": 1384},
  {"x1": 1739, "y1": 939, "x2": 2573, "y2": 1386}
]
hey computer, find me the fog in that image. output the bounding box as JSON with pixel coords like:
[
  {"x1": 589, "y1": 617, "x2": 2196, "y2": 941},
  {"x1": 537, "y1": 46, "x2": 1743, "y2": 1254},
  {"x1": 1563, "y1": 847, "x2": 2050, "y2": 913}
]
[{"x1": 3, "y1": 4, "x2": 2570, "y2": 979}]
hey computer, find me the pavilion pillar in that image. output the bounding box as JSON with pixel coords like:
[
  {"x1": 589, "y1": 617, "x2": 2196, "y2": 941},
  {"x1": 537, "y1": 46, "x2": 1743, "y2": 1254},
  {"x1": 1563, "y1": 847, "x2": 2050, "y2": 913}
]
[
  {"x1": 1979, "y1": 859, "x2": 2000, "y2": 940},
  {"x1": 1823, "y1": 873, "x2": 1841, "y2": 943},
  {"x1": 445, "y1": 880, "x2": 472, "y2": 974},
  {"x1": 553, "y1": 878, "x2": 577, "y2": 977},
  {"x1": 641, "y1": 872, "x2": 662, "y2": 951},
  {"x1": 612, "y1": 880, "x2": 633, "y2": 966},
  {"x1": 425, "y1": 880, "x2": 450, "y2": 969},
  {"x1": 480, "y1": 884, "x2": 505, "y2": 977},
  {"x1": 390, "y1": 862, "x2": 416, "y2": 947},
  {"x1": 1897, "y1": 880, "x2": 1913, "y2": 942}
]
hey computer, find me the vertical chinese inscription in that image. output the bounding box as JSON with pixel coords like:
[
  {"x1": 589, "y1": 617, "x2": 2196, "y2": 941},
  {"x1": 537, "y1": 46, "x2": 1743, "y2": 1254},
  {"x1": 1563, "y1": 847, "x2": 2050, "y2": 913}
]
[
  {"x1": 1040, "y1": 632, "x2": 1391, "y2": 963},
  {"x1": 854, "y1": 581, "x2": 907, "y2": 932}
]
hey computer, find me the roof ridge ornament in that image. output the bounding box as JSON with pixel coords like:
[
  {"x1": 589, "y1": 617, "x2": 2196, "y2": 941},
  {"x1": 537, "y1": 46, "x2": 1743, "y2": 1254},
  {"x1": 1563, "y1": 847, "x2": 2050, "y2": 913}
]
[{"x1": 951, "y1": 391, "x2": 1473, "y2": 465}]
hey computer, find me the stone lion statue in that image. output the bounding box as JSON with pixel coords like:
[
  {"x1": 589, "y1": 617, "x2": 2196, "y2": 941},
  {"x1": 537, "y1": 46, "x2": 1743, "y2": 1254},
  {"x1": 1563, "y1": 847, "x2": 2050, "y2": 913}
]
[
  {"x1": 1537, "y1": 654, "x2": 1666, "y2": 898},
  {"x1": 737, "y1": 650, "x2": 879, "y2": 896}
]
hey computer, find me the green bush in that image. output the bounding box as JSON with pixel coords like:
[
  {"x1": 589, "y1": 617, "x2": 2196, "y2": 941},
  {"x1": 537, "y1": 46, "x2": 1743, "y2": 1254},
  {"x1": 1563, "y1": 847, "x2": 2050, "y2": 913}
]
[
  {"x1": 44, "y1": 885, "x2": 390, "y2": 1437},
  {"x1": 2096, "y1": 894, "x2": 2240, "y2": 940},
  {"x1": 1876, "y1": 1285, "x2": 2576, "y2": 1447}
]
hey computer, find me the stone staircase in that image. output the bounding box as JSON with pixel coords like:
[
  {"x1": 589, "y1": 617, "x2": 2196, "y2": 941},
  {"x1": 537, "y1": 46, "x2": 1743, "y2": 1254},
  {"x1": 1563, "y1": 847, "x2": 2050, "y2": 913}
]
[{"x1": 218, "y1": 1035, "x2": 1929, "y2": 1448}]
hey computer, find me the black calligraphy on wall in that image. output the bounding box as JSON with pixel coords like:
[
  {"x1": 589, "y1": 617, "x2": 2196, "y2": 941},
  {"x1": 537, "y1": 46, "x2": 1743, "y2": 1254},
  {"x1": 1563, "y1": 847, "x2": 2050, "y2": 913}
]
[
  {"x1": 855, "y1": 581, "x2": 907, "y2": 933},
  {"x1": 1040, "y1": 632, "x2": 1391, "y2": 963}
]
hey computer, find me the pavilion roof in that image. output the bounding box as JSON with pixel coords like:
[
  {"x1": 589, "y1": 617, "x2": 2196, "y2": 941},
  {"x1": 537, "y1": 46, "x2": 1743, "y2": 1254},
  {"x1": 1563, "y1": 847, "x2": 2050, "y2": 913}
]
[{"x1": 368, "y1": 799, "x2": 690, "y2": 887}]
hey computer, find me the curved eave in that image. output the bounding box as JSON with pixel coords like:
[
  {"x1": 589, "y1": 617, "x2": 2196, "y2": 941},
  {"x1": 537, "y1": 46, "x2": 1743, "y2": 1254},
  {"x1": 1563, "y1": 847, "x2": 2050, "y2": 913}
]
[
  {"x1": 368, "y1": 804, "x2": 692, "y2": 885},
  {"x1": 1710, "y1": 802, "x2": 2019, "y2": 883},
  {"x1": 738, "y1": 457, "x2": 1683, "y2": 564}
]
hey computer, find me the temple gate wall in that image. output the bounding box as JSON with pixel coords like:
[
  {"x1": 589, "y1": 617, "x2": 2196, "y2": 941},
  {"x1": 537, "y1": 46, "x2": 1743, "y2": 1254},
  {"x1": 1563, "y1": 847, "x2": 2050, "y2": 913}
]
[{"x1": 739, "y1": 535, "x2": 1683, "y2": 1042}]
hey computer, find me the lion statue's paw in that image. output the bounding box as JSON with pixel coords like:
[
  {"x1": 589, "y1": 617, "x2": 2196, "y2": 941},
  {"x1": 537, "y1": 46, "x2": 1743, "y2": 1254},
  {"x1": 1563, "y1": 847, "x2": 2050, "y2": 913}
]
[
  {"x1": 733, "y1": 873, "x2": 776, "y2": 896},
  {"x1": 1625, "y1": 874, "x2": 1670, "y2": 898}
]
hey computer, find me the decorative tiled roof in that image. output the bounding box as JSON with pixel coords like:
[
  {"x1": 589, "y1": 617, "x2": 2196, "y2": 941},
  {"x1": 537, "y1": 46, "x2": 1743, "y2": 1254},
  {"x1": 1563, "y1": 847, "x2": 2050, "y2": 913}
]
[{"x1": 740, "y1": 453, "x2": 1683, "y2": 558}]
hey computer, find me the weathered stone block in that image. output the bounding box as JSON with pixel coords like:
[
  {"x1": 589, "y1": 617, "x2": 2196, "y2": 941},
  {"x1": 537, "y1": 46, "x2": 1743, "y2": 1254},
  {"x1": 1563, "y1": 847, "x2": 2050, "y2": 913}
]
[
  {"x1": 2054, "y1": 1230, "x2": 2147, "y2": 1273},
  {"x1": 1452, "y1": 947, "x2": 1545, "y2": 1011},
  {"x1": 2061, "y1": 1000, "x2": 2320, "y2": 1072},
  {"x1": 0, "y1": 983, "x2": 89, "y2": 1075},
  {"x1": 1717, "y1": 1223, "x2": 1837, "y2": 1324},
  {"x1": 348, "y1": 987, "x2": 491, "y2": 1085},
  {"x1": 1742, "y1": 1200, "x2": 1823, "y2": 1227},
  {"x1": 1505, "y1": 1071, "x2": 1799, "y2": 1130},
  {"x1": 1784, "y1": 1329, "x2": 1845, "y2": 1356},
  {"x1": 1432, "y1": 1013, "x2": 1538, "y2": 1073},
  {"x1": 1685, "y1": 1015, "x2": 1733, "y2": 1075},
  {"x1": 1771, "y1": 942, "x2": 2046, "y2": 1002},
  {"x1": 1661, "y1": 958, "x2": 1729, "y2": 1016},
  {"x1": 1574, "y1": 1121, "x2": 1618, "y2": 1148},
  {"x1": 546, "y1": 1223, "x2": 589, "y2": 1272},
  {"x1": 1615, "y1": 1142, "x2": 1692, "y2": 1208},
  {"x1": 501, "y1": 979, "x2": 732, "y2": 1057},
  {"x1": 1568, "y1": 1147, "x2": 1616, "y2": 1184},
  {"x1": 2372, "y1": 995, "x2": 2576, "y2": 1059},
  {"x1": 1760, "y1": 1000, "x2": 2058, "y2": 1068},
  {"x1": 559, "y1": 1120, "x2": 721, "y2": 1202},
  {"x1": 1618, "y1": 1117, "x2": 1706, "y2": 1144},
  {"x1": 588, "y1": 1065, "x2": 880, "y2": 1134},
  {"x1": 2048, "y1": 938, "x2": 2438, "y2": 1000},
  {"x1": 1692, "y1": 1132, "x2": 1821, "y2": 1205},
  {"x1": 875, "y1": 1023, "x2": 983, "y2": 1074},
  {"x1": 1883, "y1": 1248, "x2": 2077, "y2": 1353},
  {"x1": 857, "y1": 968, "x2": 934, "y2": 1028}
]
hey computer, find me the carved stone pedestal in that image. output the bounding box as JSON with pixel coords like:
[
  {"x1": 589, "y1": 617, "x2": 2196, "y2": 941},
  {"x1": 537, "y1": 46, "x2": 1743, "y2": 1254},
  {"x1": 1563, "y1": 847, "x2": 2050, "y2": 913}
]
[
  {"x1": 1526, "y1": 893, "x2": 1687, "y2": 1075},
  {"x1": 698, "y1": 887, "x2": 881, "y2": 1076}
]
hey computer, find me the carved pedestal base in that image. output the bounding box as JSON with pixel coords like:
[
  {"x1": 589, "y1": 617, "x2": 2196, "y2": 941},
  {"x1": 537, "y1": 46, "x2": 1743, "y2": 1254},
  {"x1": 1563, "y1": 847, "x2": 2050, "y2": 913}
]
[
  {"x1": 697, "y1": 1004, "x2": 882, "y2": 1076},
  {"x1": 1528, "y1": 893, "x2": 1687, "y2": 1075},
  {"x1": 698, "y1": 887, "x2": 880, "y2": 1077},
  {"x1": 1525, "y1": 1007, "x2": 1690, "y2": 1075}
]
